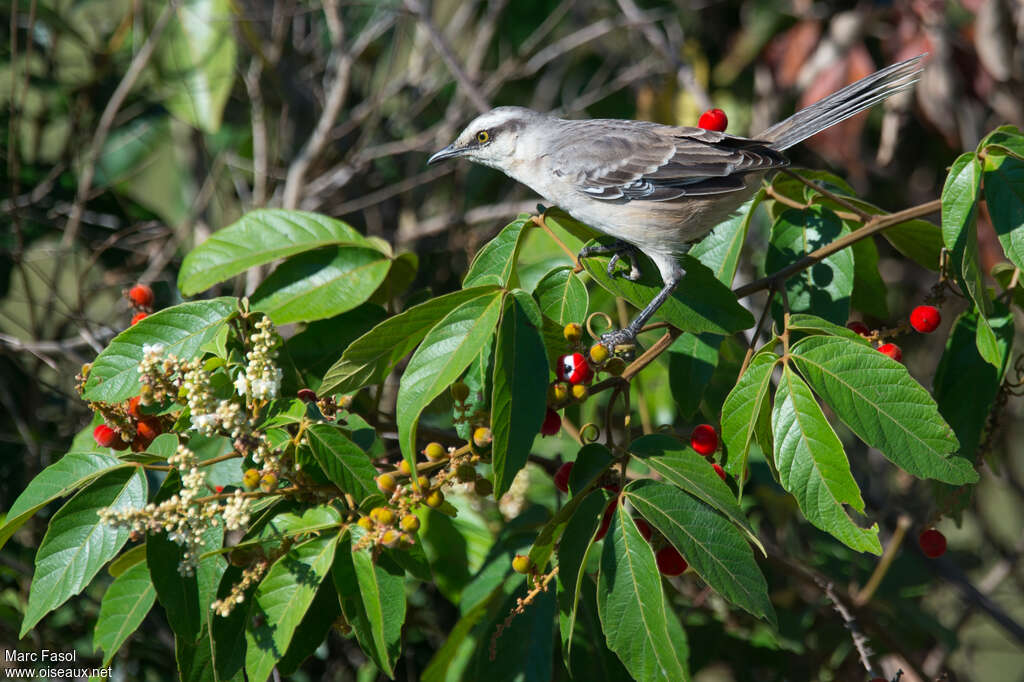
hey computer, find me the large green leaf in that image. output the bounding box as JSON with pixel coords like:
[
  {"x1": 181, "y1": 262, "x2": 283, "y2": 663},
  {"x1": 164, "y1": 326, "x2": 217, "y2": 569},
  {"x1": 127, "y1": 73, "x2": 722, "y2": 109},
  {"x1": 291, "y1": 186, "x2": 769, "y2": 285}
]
[
  {"x1": 244, "y1": 528, "x2": 339, "y2": 681},
  {"x1": 180, "y1": 209, "x2": 383, "y2": 294},
  {"x1": 305, "y1": 423, "x2": 379, "y2": 504},
  {"x1": 560, "y1": 574, "x2": 632, "y2": 681},
  {"x1": 667, "y1": 332, "x2": 721, "y2": 419},
  {"x1": 491, "y1": 295, "x2": 548, "y2": 497},
  {"x1": 596, "y1": 502, "x2": 690, "y2": 682},
  {"x1": 251, "y1": 247, "x2": 392, "y2": 324},
  {"x1": 624, "y1": 480, "x2": 774, "y2": 625},
  {"x1": 333, "y1": 530, "x2": 406, "y2": 677},
  {"x1": 720, "y1": 350, "x2": 779, "y2": 484},
  {"x1": 772, "y1": 365, "x2": 881, "y2": 553},
  {"x1": 557, "y1": 490, "x2": 610, "y2": 664},
  {"x1": 533, "y1": 266, "x2": 589, "y2": 326},
  {"x1": 850, "y1": 237, "x2": 889, "y2": 319},
  {"x1": 0, "y1": 452, "x2": 124, "y2": 551},
  {"x1": 582, "y1": 250, "x2": 754, "y2": 335},
  {"x1": 158, "y1": 0, "x2": 237, "y2": 133},
  {"x1": 83, "y1": 297, "x2": 237, "y2": 402},
  {"x1": 765, "y1": 207, "x2": 853, "y2": 325},
  {"x1": 464, "y1": 215, "x2": 530, "y2": 287},
  {"x1": 627, "y1": 434, "x2": 762, "y2": 552},
  {"x1": 790, "y1": 335, "x2": 975, "y2": 484},
  {"x1": 689, "y1": 193, "x2": 763, "y2": 285},
  {"x1": 983, "y1": 151, "x2": 1024, "y2": 270},
  {"x1": 320, "y1": 286, "x2": 500, "y2": 395},
  {"x1": 20, "y1": 467, "x2": 147, "y2": 636},
  {"x1": 94, "y1": 561, "x2": 156, "y2": 666},
  {"x1": 277, "y1": 579, "x2": 341, "y2": 675},
  {"x1": 396, "y1": 290, "x2": 505, "y2": 469},
  {"x1": 148, "y1": 517, "x2": 224, "y2": 642}
]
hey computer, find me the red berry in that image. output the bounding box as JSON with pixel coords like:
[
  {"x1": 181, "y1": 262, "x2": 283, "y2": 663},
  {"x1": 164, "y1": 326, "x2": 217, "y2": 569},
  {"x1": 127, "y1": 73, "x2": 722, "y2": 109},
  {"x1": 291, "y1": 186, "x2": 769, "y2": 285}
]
[
  {"x1": 655, "y1": 545, "x2": 688, "y2": 576},
  {"x1": 690, "y1": 424, "x2": 718, "y2": 456},
  {"x1": 712, "y1": 463, "x2": 726, "y2": 481},
  {"x1": 594, "y1": 498, "x2": 617, "y2": 541},
  {"x1": 634, "y1": 517, "x2": 652, "y2": 540},
  {"x1": 127, "y1": 396, "x2": 143, "y2": 419},
  {"x1": 877, "y1": 343, "x2": 902, "y2": 362},
  {"x1": 697, "y1": 108, "x2": 728, "y2": 132},
  {"x1": 870, "y1": 678, "x2": 888, "y2": 682},
  {"x1": 215, "y1": 485, "x2": 224, "y2": 493},
  {"x1": 846, "y1": 321, "x2": 870, "y2": 336},
  {"x1": 130, "y1": 311, "x2": 148, "y2": 325},
  {"x1": 910, "y1": 305, "x2": 941, "y2": 333},
  {"x1": 131, "y1": 418, "x2": 162, "y2": 452},
  {"x1": 553, "y1": 461, "x2": 573, "y2": 493},
  {"x1": 127, "y1": 284, "x2": 154, "y2": 308},
  {"x1": 918, "y1": 528, "x2": 947, "y2": 558},
  {"x1": 297, "y1": 388, "x2": 317, "y2": 402},
  {"x1": 556, "y1": 352, "x2": 593, "y2": 385},
  {"x1": 540, "y1": 408, "x2": 562, "y2": 436},
  {"x1": 93, "y1": 424, "x2": 117, "y2": 448}
]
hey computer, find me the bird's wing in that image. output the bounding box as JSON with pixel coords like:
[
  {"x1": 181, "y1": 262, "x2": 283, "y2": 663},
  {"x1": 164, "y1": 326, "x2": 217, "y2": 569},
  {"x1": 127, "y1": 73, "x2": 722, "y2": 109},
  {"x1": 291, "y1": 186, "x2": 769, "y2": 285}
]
[{"x1": 551, "y1": 121, "x2": 788, "y2": 202}]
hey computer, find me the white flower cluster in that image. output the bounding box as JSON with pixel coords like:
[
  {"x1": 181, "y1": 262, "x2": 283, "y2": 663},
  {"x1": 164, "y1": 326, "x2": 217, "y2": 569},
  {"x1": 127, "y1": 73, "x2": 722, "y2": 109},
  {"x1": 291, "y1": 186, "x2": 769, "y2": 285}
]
[
  {"x1": 211, "y1": 560, "x2": 266, "y2": 617},
  {"x1": 138, "y1": 344, "x2": 185, "y2": 403},
  {"x1": 184, "y1": 363, "x2": 248, "y2": 438},
  {"x1": 234, "y1": 317, "x2": 282, "y2": 401}
]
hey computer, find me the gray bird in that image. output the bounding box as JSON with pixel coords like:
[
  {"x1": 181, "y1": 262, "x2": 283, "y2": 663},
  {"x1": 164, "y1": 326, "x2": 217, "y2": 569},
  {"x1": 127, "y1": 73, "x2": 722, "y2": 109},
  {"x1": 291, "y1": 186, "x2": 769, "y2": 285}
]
[{"x1": 429, "y1": 55, "x2": 924, "y2": 350}]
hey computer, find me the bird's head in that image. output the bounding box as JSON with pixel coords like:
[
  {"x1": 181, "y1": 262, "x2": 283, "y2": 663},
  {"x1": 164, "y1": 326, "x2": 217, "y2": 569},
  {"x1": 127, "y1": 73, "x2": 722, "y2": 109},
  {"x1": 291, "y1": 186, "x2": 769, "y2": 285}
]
[{"x1": 428, "y1": 106, "x2": 542, "y2": 171}]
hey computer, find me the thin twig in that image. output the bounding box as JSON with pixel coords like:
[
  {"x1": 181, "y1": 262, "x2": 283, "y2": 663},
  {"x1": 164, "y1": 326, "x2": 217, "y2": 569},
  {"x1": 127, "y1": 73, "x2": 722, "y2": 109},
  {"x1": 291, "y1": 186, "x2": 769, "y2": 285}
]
[
  {"x1": 855, "y1": 515, "x2": 912, "y2": 607},
  {"x1": 780, "y1": 168, "x2": 872, "y2": 222},
  {"x1": 817, "y1": 578, "x2": 878, "y2": 676}
]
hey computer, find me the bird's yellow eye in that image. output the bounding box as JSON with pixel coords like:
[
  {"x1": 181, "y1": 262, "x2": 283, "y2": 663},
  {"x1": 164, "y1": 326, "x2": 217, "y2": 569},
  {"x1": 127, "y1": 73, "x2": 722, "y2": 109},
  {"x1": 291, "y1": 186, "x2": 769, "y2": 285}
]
[{"x1": 476, "y1": 130, "x2": 490, "y2": 144}]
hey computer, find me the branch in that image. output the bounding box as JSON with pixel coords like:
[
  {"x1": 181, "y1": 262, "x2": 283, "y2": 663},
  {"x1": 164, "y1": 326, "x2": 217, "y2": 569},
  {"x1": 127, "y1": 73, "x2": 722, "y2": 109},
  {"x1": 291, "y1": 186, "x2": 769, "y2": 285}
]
[{"x1": 818, "y1": 578, "x2": 878, "y2": 676}]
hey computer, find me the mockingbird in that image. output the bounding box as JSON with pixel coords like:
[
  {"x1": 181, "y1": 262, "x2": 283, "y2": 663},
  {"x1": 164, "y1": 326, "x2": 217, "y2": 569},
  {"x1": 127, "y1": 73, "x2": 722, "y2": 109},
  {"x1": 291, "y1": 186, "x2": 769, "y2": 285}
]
[{"x1": 429, "y1": 55, "x2": 924, "y2": 350}]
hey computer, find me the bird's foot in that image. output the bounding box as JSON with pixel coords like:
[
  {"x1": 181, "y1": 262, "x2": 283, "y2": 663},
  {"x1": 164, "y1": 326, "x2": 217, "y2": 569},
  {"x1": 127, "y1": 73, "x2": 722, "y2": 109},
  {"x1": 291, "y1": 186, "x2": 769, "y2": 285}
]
[
  {"x1": 577, "y1": 241, "x2": 642, "y2": 281},
  {"x1": 599, "y1": 326, "x2": 639, "y2": 354}
]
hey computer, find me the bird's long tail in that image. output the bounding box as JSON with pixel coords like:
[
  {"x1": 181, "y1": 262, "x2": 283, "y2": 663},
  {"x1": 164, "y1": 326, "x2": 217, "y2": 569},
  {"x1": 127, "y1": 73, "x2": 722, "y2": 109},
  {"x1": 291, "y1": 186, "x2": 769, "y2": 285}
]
[{"x1": 758, "y1": 54, "x2": 925, "y2": 151}]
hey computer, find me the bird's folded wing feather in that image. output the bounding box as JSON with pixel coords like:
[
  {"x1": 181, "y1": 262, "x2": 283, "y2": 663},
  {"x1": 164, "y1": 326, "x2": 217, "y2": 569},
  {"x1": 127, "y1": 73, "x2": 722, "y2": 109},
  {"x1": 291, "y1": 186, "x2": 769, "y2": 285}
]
[{"x1": 551, "y1": 122, "x2": 788, "y2": 202}]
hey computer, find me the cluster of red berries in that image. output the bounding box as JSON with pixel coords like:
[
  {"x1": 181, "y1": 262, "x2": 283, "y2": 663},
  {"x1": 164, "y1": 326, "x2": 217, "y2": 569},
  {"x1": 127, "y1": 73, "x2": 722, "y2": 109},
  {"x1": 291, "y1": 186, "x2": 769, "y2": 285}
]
[
  {"x1": 92, "y1": 394, "x2": 164, "y2": 452},
  {"x1": 125, "y1": 283, "x2": 154, "y2": 326},
  {"x1": 690, "y1": 423, "x2": 727, "y2": 482},
  {"x1": 847, "y1": 304, "x2": 942, "y2": 364}
]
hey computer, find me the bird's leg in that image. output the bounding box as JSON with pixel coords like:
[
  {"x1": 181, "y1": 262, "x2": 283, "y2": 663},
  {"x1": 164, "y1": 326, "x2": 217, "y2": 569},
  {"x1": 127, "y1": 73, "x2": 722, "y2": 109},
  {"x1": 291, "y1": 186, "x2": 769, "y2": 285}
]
[
  {"x1": 600, "y1": 272, "x2": 682, "y2": 352},
  {"x1": 577, "y1": 241, "x2": 642, "y2": 281}
]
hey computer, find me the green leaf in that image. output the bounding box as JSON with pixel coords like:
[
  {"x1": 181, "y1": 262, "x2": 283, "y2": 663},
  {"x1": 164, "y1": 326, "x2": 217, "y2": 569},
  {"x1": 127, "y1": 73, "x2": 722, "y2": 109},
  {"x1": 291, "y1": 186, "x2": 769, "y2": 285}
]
[
  {"x1": 766, "y1": 207, "x2": 853, "y2": 325},
  {"x1": 83, "y1": 297, "x2": 238, "y2": 402},
  {"x1": 667, "y1": 332, "x2": 721, "y2": 418},
  {"x1": 0, "y1": 452, "x2": 124, "y2": 551},
  {"x1": 180, "y1": 209, "x2": 384, "y2": 295},
  {"x1": 320, "y1": 286, "x2": 501, "y2": 395},
  {"x1": 596, "y1": 502, "x2": 690, "y2": 682},
  {"x1": 333, "y1": 530, "x2": 407, "y2": 677},
  {"x1": 689, "y1": 193, "x2": 763, "y2": 285},
  {"x1": 790, "y1": 335, "x2": 976, "y2": 484},
  {"x1": 628, "y1": 434, "x2": 763, "y2": 552},
  {"x1": 108, "y1": 543, "x2": 148, "y2": 578},
  {"x1": 158, "y1": 0, "x2": 237, "y2": 132},
  {"x1": 983, "y1": 151, "x2": 1024, "y2": 271},
  {"x1": 720, "y1": 350, "x2": 779, "y2": 486},
  {"x1": 850, "y1": 237, "x2": 889, "y2": 319},
  {"x1": 464, "y1": 215, "x2": 531, "y2": 287},
  {"x1": 277, "y1": 578, "x2": 342, "y2": 675},
  {"x1": 20, "y1": 467, "x2": 147, "y2": 636},
  {"x1": 582, "y1": 250, "x2": 754, "y2": 335},
  {"x1": 94, "y1": 561, "x2": 156, "y2": 666},
  {"x1": 245, "y1": 530, "x2": 340, "y2": 682},
  {"x1": 934, "y1": 304, "x2": 1014, "y2": 458},
  {"x1": 251, "y1": 247, "x2": 392, "y2": 324},
  {"x1": 785, "y1": 313, "x2": 872, "y2": 345},
  {"x1": 624, "y1": 480, "x2": 774, "y2": 625},
  {"x1": 176, "y1": 627, "x2": 227, "y2": 682},
  {"x1": 772, "y1": 365, "x2": 881, "y2": 553},
  {"x1": 305, "y1": 423, "x2": 379, "y2": 504},
  {"x1": 210, "y1": 565, "x2": 252, "y2": 680},
  {"x1": 560, "y1": 574, "x2": 632, "y2": 681},
  {"x1": 396, "y1": 290, "x2": 504, "y2": 469},
  {"x1": 567, "y1": 443, "x2": 614, "y2": 496},
  {"x1": 557, "y1": 490, "x2": 609, "y2": 661},
  {"x1": 491, "y1": 295, "x2": 548, "y2": 497},
  {"x1": 147, "y1": 520, "x2": 223, "y2": 642},
  {"x1": 533, "y1": 266, "x2": 589, "y2": 326},
  {"x1": 881, "y1": 219, "x2": 945, "y2": 271}
]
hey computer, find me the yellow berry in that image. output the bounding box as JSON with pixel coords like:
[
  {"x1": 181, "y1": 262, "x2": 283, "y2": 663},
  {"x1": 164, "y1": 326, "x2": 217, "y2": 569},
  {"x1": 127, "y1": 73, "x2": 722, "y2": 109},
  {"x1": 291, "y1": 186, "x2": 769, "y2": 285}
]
[
  {"x1": 380, "y1": 529, "x2": 401, "y2": 548},
  {"x1": 423, "y1": 442, "x2": 446, "y2": 461},
  {"x1": 425, "y1": 490, "x2": 445, "y2": 508},
  {"x1": 400, "y1": 515, "x2": 420, "y2": 533},
  {"x1": 338, "y1": 394, "x2": 353, "y2": 410},
  {"x1": 548, "y1": 382, "x2": 569, "y2": 404},
  {"x1": 417, "y1": 475, "x2": 430, "y2": 490},
  {"x1": 589, "y1": 343, "x2": 609, "y2": 365},
  {"x1": 474, "y1": 478, "x2": 493, "y2": 496},
  {"x1": 511, "y1": 554, "x2": 532, "y2": 574},
  {"x1": 376, "y1": 473, "x2": 397, "y2": 494},
  {"x1": 604, "y1": 357, "x2": 626, "y2": 376},
  {"x1": 456, "y1": 463, "x2": 477, "y2": 482},
  {"x1": 473, "y1": 427, "x2": 492, "y2": 448},
  {"x1": 571, "y1": 384, "x2": 589, "y2": 401},
  {"x1": 242, "y1": 468, "x2": 260, "y2": 490},
  {"x1": 259, "y1": 472, "x2": 278, "y2": 493},
  {"x1": 563, "y1": 322, "x2": 583, "y2": 344},
  {"x1": 357, "y1": 516, "x2": 374, "y2": 531},
  {"x1": 450, "y1": 381, "x2": 470, "y2": 402},
  {"x1": 398, "y1": 459, "x2": 413, "y2": 476},
  {"x1": 370, "y1": 507, "x2": 395, "y2": 525}
]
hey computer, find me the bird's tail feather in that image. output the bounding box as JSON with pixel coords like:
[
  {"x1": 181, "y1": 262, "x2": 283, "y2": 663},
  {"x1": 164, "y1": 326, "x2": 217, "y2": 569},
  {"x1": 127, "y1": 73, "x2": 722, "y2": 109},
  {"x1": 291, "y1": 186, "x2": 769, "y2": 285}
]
[{"x1": 758, "y1": 54, "x2": 925, "y2": 151}]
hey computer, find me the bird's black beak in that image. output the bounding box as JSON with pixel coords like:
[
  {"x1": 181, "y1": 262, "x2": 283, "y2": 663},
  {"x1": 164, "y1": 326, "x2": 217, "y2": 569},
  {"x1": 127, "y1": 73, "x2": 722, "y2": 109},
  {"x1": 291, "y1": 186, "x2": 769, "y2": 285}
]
[{"x1": 427, "y1": 144, "x2": 462, "y2": 165}]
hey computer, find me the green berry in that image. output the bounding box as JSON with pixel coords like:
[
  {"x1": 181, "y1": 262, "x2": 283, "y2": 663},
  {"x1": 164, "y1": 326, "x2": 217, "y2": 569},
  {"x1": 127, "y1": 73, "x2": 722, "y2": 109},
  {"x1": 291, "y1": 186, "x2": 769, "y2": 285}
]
[
  {"x1": 425, "y1": 490, "x2": 445, "y2": 508},
  {"x1": 357, "y1": 516, "x2": 374, "y2": 531},
  {"x1": 474, "y1": 478, "x2": 493, "y2": 496},
  {"x1": 450, "y1": 381, "x2": 470, "y2": 402},
  {"x1": 511, "y1": 554, "x2": 532, "y2": 574},
  {"x1": 370, "y1": 507, "x2": 395, "y2": 525},
  {"x1": 259, "y1": 472, "x2": 278, "y2": 493}
]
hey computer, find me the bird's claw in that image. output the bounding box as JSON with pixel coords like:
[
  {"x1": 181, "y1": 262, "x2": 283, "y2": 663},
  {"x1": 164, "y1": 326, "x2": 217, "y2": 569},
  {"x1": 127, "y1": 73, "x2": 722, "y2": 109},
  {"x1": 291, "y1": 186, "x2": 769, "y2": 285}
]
[{"x1": 599, "y1": 327, "x2": 638, "y2": 354}]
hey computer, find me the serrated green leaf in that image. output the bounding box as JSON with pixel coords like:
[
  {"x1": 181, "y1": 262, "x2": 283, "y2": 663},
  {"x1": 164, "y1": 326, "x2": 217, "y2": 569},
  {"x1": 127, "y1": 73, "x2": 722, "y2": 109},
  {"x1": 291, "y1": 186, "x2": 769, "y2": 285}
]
[
  {"x1": 720, "y1": 350, "x2": 778, "y2": 488},
  {"x1": 464, "y1": 215, "x2": 531, "y2": 287},
  {"x1": 491, "y1": 295, "x2": 548, "y2": 497},
  {"x1": 583, "y1": 250, "x2": 754, "y2": 335},
  {"x1": 397, "y1": 290, "x2": 504, "y2": 471},
  {"x1": 320, "y1": 286, "x2": 500, "y2": 395},
  {"x1": 0, "y1": 452, "x2": 124, "y2": 551},
  {"x1": 83, "y1": 297, "x2": 237, "y2": 402},
  {"x1": 305, "y1": 423, "x2": 378, "y2": 504},
  {"x1": 667, "y1": 332, "x2": 721, "y2": 418},
  {"x1": 251, "y1": 247, "x2": 392, "y2": 324},
  {"x1": 625, "y1": 480, "x2": 774, "y2": 625},
  {"x1": 244, "y1": 528, "x2": 339, "y2": 681},
  {"x1": 689, "y1": 193, "x2": 763, "y2": 285},
  {"x1": 628, "y1": 434, "x2": 763, "y2": 552},
  {"x1": 560, "y1": 575, "x2": 632, "y2": 681},
  {"x1": 21, "y1": 467, "x2": 147, "y2": 636},
  {"x1": 790, "y1": 335, "x2": 975, "y2": 484},
  {"x1": 597, "y1": 502, "x2": 690, "y2": 681},
  {"x1": 772, "y1": 365, "x2": 881, "y2": 553},
  {"x1": 983, "y1": 151, "x2": 1024, "y2": 271},
  {"x1": 786, "y1": 313, "x2": 872, "y2": 345},
  {"x1": 533, "y1": 266, "x2": 589, "y2": 326},
  {"x1": 94, "y1": 561, "x2": 156, "y2": 666}
]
